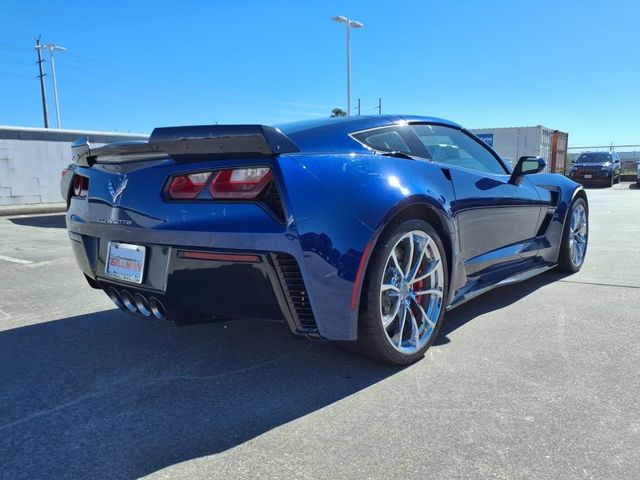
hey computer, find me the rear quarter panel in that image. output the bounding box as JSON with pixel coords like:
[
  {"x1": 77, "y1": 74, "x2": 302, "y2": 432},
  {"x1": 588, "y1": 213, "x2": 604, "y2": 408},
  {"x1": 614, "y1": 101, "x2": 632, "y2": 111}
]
[{"x1": 278, "y1": 153, "x2": 457, "y2": 339}]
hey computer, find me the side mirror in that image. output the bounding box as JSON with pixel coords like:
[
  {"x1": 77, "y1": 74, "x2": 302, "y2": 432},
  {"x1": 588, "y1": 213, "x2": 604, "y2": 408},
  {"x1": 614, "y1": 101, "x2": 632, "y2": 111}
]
[{"x1": 509, "y1": 156, "x2": 546, "y2": 184}]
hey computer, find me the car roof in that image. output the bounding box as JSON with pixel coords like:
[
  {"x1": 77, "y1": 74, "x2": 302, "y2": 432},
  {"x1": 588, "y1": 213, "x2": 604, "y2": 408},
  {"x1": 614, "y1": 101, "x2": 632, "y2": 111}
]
[
  {"x1": 275, "y1": 115, "x2": 462, "y2": 154},
  {"x1": 276, "y1": 114, "x2": 460, "y2": 134}
]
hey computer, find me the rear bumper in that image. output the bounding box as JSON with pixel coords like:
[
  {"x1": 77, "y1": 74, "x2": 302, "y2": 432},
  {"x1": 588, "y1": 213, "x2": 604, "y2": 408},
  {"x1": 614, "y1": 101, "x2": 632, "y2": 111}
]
[
  {"x1": 65, "y1": 154, "x2": 376, "y2": 341},
  {"x1": 68, "y1": 227, "x2": 320, "y2": 336}
]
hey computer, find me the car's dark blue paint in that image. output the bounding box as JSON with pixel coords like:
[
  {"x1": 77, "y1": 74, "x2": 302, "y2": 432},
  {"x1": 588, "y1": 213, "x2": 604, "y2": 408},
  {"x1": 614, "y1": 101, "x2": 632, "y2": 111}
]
[{"x1": 66, "y1": 115, "x2": 585, "y2": 341}]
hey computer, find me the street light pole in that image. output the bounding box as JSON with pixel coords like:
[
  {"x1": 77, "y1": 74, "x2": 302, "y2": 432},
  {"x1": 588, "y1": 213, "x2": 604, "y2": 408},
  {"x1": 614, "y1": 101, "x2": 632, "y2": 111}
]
[
  {"x1": 331, "y1": 16, "x2": 363, "y2": 116},
  {"x1": 39, "y1": 43, "x2": 65, "y2": 129}
]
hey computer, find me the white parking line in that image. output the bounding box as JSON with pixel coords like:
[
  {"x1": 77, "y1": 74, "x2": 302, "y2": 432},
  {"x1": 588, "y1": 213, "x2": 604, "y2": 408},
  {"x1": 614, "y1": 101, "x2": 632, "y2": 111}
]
[{"x1": 0, "y1": 254, "x2": 33, "y2": 265}]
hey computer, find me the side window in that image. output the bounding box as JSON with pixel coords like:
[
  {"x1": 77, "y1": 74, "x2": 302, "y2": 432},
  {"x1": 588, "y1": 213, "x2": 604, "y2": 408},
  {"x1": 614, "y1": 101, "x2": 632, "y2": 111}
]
[
  {"x1": 411, "y1": 124, "x2": 507, "y2": 175},
  {"x1": 352, "y1": 126, "x2": 412, "y2": 154}
]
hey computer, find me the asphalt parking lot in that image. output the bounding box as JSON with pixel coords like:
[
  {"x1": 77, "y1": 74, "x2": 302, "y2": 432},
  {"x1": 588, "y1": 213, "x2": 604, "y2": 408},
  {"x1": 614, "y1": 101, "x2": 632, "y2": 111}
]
[{"x1": 0, "y1": 182, "x2": 638, "y2": 480}]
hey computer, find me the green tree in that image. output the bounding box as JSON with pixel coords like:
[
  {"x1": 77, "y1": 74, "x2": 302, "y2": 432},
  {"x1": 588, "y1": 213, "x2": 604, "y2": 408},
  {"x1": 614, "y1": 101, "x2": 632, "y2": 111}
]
[{"x1": 330, "y1": 107, "x2": 347, "y2": 117}]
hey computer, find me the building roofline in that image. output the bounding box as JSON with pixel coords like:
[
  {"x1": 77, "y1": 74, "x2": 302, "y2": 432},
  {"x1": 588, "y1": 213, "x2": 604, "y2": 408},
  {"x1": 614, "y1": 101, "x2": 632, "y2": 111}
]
[
  {"x1": 469, "y1": 126, "x2": 560, "y2": 131},
  {"x1": 0, "y1": 125, "x2": 149, "y2": 137}
]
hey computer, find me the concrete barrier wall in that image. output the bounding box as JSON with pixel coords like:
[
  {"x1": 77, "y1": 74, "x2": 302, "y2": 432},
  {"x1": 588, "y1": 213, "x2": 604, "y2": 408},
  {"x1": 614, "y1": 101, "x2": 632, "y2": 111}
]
[{"x1": 0, "y1": 126, "x2": 148, "y2": 205}]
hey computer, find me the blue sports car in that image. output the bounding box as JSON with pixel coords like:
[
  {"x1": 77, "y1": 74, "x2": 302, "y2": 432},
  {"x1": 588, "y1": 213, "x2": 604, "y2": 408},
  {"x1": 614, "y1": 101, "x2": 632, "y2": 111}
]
[{"x1": 65, "y1": 115, "x2": 588, "y2": 364}]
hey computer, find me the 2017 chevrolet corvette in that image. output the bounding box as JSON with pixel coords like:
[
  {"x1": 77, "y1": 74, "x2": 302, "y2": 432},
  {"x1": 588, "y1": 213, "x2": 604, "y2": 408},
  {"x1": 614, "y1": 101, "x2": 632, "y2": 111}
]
[{"x1": 65, "y1": 116, "x2": 588, "y2": 364}]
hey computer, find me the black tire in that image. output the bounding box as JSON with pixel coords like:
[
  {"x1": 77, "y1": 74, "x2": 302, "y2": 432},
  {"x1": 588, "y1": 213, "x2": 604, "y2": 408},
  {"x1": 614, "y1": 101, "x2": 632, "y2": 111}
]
[
  {"x1": 558, "y1": 197, "x2": 588, "y2": 273},
  {"x1": 352, "y1": 219, "x2": 448, "y2": 365}
]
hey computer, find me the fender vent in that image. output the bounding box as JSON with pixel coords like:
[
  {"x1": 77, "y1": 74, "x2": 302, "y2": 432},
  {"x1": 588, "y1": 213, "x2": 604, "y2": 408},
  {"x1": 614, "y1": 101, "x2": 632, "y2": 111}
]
[
  {"x1": 272, "y1": 253, "x2": 317, "y2": 333},
  {"x1": 536, "y1": 210, "x2": 555, "y2": 237}
]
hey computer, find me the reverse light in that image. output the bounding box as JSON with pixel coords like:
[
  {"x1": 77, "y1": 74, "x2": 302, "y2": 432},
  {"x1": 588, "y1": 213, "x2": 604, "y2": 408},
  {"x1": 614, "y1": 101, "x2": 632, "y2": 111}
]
[
  {"x1": 209, "y1": 167, "x2": 272, "y2": 199},
  {"x1": 73, "y1": 175, "x2": 89, "y2": 197},
  {"x1": 168, "y1": 172, "x2": 211, "y2": 199}
]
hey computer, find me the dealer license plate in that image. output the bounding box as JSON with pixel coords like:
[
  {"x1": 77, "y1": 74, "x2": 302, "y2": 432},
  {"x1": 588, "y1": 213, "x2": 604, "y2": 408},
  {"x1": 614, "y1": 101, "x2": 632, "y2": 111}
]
[
  {"x1": 584, "y1": 174, "x2": 592, "y2": 179},
  {"x1": 105, "y1": 242, "x2": 146, "y2": 284}
]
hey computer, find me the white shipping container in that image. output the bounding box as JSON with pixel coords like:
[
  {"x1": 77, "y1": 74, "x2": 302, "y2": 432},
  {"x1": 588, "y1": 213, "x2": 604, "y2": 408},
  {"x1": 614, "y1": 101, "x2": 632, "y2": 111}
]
[{"x1": 469, "y1": 126, "x2": 557, "y2": 171}]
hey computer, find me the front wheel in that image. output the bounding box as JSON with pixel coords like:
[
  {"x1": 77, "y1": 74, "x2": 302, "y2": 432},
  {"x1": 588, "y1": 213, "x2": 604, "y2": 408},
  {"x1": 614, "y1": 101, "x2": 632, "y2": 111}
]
[
  {"x1": 355, "y1": 219, "x2": 448, "y2": 365},
  {"x1": 558, "y1": 197, "x2": 588, "y2": 273}
]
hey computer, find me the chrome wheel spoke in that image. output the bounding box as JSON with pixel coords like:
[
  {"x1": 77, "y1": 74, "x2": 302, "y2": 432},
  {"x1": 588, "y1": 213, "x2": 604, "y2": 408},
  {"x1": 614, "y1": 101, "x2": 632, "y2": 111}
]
[
  {"x1": 408, "y1": 237, "x2": 429, "y2": 282},
  {"x1": 413, "y1": 287, "x2": 443, "y2": 297},
  {"x1": 404, "y1": 234, "x2": 415, "y2": 279},
  {"x1": 412, "y1": 296, "x2": 435, "y2": 328},
  {"x1": 391, "y1": 249, "x2": 404, "y2": 277},
  {"x1": 409, "y1": 308, "x2": 421, "y2": 347},
  {"x1": 396, "y1": 303, "x2": 407, "y2": 347},
  {"x1": 412, "y1": 258, "x2": 440, "y2": 284},
  {"x1": 381, "y1": 284, "x2": 400, "y2": 293}
]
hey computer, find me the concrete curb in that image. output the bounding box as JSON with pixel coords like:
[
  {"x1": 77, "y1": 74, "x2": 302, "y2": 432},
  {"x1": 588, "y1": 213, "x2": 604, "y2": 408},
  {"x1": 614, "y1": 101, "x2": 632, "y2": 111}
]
[{"x1": 0, "y1": 203, "x2": 67, "y2": 217}]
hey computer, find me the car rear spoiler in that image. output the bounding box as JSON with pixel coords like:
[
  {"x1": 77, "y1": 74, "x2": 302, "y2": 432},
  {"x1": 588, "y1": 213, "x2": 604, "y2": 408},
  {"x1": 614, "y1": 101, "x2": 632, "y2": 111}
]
[{"x1": 71, "y1": 125, "x2": 300, "y2": 167}]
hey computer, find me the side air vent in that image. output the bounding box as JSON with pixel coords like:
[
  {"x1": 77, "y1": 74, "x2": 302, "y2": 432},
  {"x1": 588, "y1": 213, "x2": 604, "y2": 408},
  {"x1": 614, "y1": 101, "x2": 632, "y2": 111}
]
[
  {"x1": 535, "y1": 187, "x2": 560, "y2": 237},
  {"x1": 260, "y1": 181, "x2": 286, "y2": 223},
  {"x1": 272, "y1": 253, "x2": 318, "y2": 333},
  {"x1": 536, "y1": 210, "x2": 555, "y2": 237}
]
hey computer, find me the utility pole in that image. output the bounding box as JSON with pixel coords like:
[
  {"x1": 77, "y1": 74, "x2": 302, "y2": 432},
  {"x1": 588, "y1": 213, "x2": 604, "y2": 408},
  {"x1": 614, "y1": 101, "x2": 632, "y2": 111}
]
[
  {"x1": 34, "y1": 36, "x2": 49, "y2": 129},
  {"x1": 377, "y1": 98, "x2": 382, "y2": 114},
  {"x1": 39, "y1": 43, "x2": 66, "y2": 129},
  {"x1": 357, "y1": 98, "x2": 361, "y2": 115}
]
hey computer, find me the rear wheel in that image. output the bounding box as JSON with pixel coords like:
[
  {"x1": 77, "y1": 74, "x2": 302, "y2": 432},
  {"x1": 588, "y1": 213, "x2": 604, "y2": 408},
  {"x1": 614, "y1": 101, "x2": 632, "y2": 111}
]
[
  {"x1": 558, "y1": 198, "x2": 588, "y2": 273},
  {"x1": 355, "y1": 219, "x2": 448, "y2": 365}
]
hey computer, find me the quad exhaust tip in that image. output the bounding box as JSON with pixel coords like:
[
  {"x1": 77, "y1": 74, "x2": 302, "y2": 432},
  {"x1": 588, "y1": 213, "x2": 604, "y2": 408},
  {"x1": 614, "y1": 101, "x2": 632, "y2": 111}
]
[
  {"x1": 134, "y1": 293, "x2": 151, "y2": 317},
  {"x1": 106, "y1": 287, "x2": 167, "y2": 321},
  {"x1": 120, "y1": 290, "x2": 137, "y2": 312},
  {"x1": 107, "y1": 287, "x2": 123, "y2": 309},
  {"x1": 149, "y1": 297, "x2": 167, "y2": 321}
]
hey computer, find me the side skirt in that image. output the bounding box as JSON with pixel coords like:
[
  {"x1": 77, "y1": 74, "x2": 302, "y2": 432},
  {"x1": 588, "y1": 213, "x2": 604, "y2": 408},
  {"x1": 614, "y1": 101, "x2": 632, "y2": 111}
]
[{"x1": 446, "y1": 263, "x2": 556, "y2": 311}]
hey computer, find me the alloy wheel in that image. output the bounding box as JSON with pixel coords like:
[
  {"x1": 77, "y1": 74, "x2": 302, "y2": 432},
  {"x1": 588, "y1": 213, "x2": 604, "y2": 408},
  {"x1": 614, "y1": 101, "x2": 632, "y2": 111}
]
[
  {"x1": 569, "y1": 203, "x2": 588, "y2": 268},
  {"x1": 379, "y1": 230, "x2": 444, "y2": 354}
]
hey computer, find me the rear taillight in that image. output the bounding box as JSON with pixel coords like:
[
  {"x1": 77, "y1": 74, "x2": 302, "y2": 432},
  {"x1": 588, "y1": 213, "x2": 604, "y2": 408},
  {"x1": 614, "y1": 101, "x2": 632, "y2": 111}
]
[
  {"x1": 209, "y1": 167, "x2": 272, "y2": 199},
  {"x1": 166, "y1": 167, "x2": 272, "y2": 201},
  {"x1": 168, "y1": 172, "x2": 211, "y2": 200},
  {"x1": 73, "y1": 175, "x2": 89, "y2": 197}
]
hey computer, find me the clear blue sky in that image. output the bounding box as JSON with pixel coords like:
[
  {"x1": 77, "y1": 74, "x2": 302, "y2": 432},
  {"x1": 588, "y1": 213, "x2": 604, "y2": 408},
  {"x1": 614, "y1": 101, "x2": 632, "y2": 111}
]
[{"x1": 1, "y1": 0, "x2": 638, "y2": 147}]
